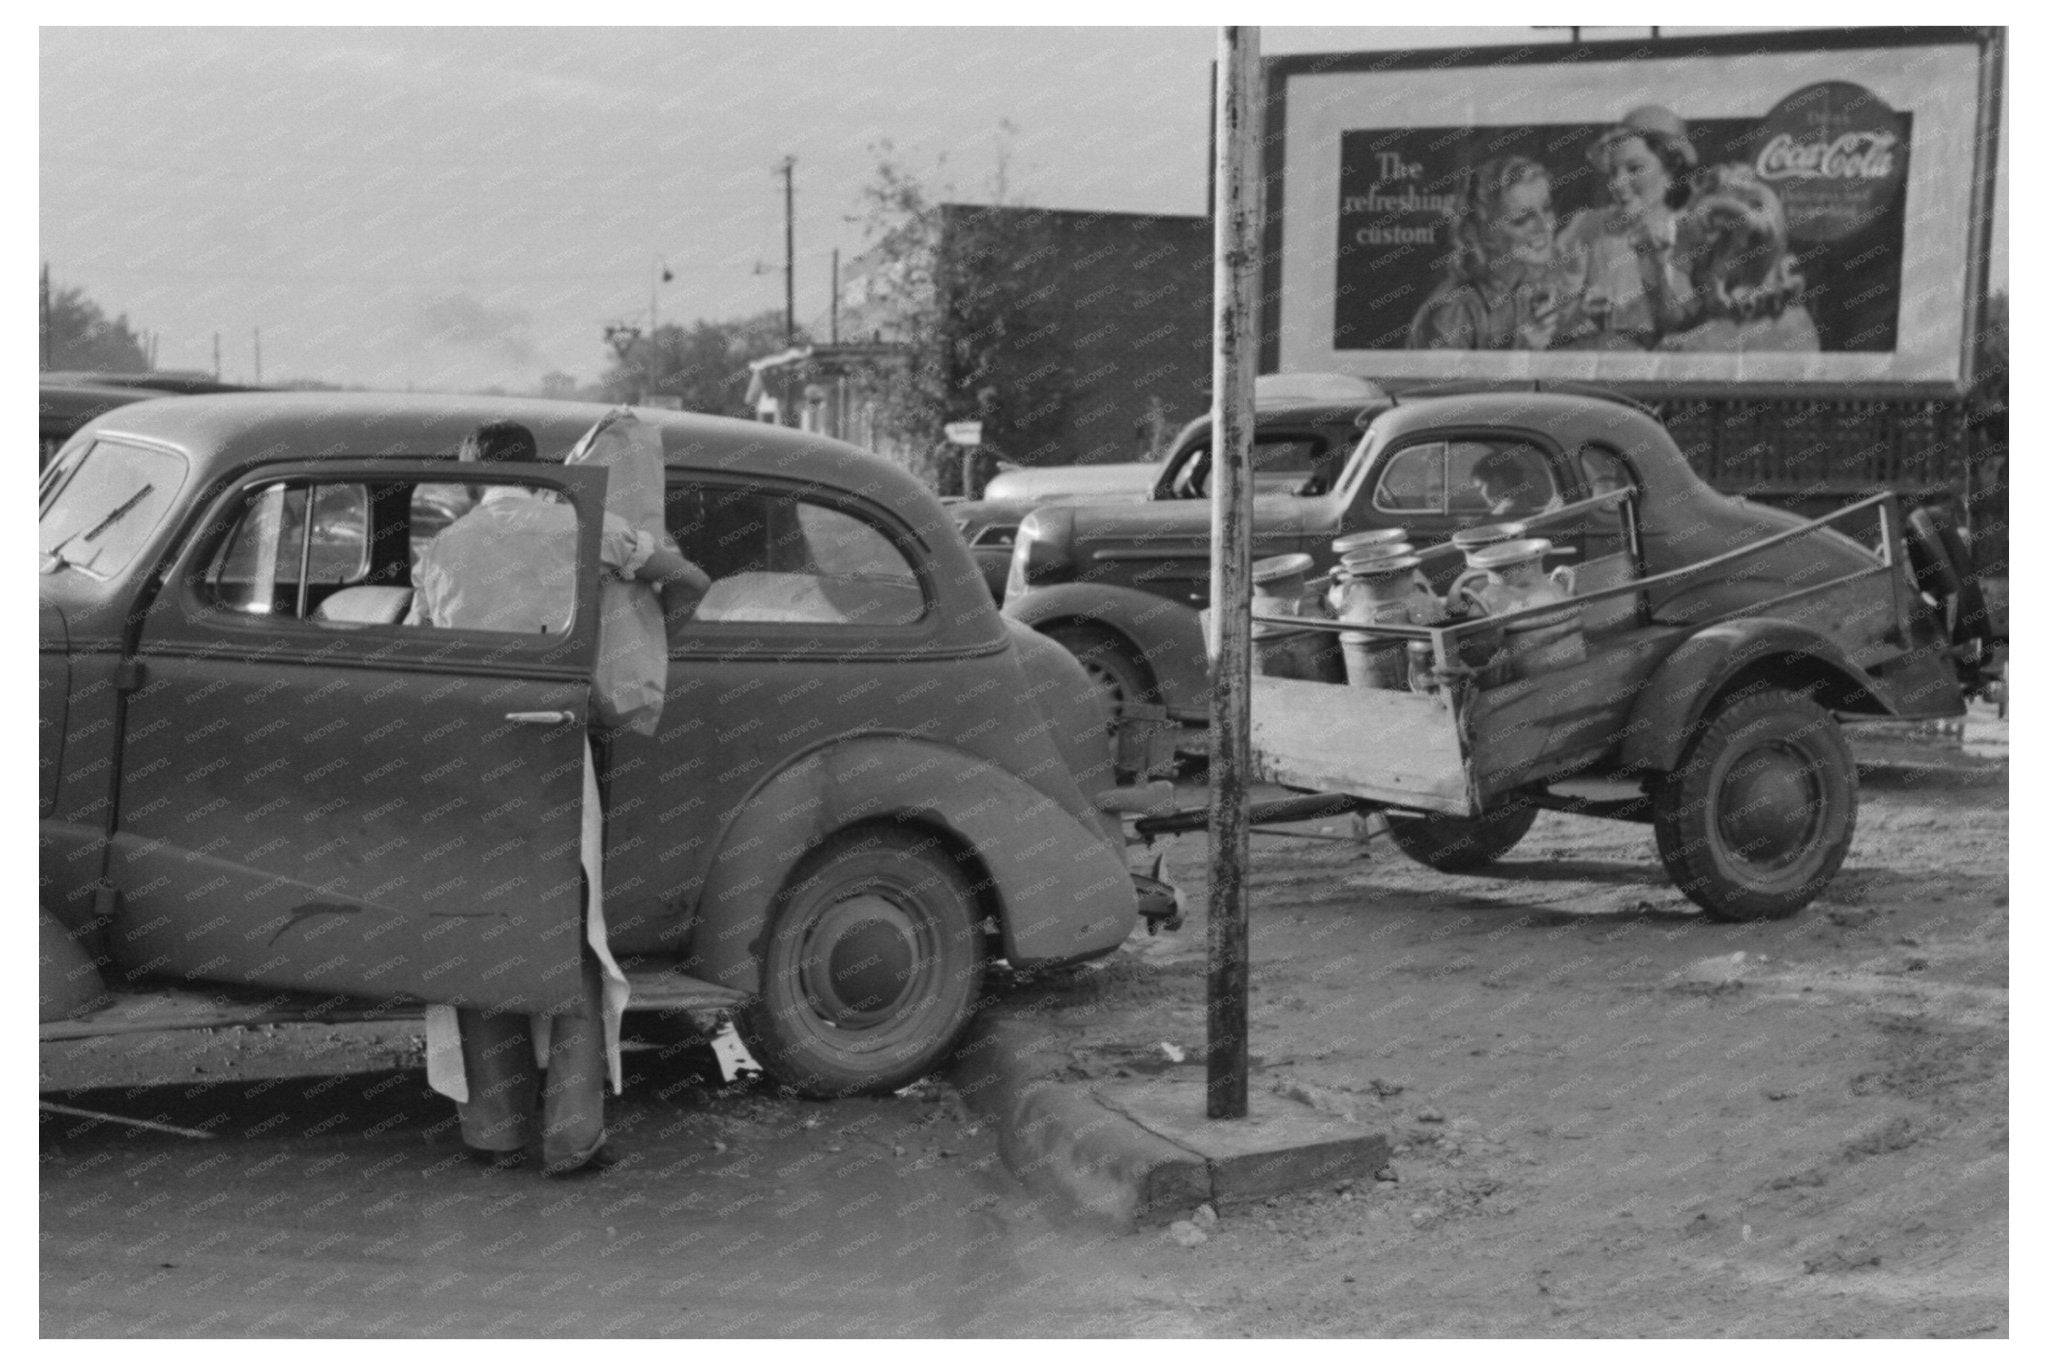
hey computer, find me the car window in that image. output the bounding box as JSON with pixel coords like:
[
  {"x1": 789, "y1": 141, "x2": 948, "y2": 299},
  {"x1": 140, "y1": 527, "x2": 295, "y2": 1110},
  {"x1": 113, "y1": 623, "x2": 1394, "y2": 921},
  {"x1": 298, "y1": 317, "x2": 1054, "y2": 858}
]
[
  {"x1": 200, "y1": 477, "x2": 575, "y2": 635},
  {"x1": 38, "y1": 439, "x2": 189, "y2": 580},
  {"x1": 1172, "y1": 436, "x2": 1330, "y2": 499},
  {"x1": 1453, "y1": 439, "x2": 1559, "y2": 517},
  {"x1": 667, "y1": 482, "x2": 926, "y2": 628},
  {"x1": 206, "y1": 482, "x2": 371, "y2": 617},
  {"x1": 1372, "y1": 441, "x2": 1448, "y2": 512},
  {"x1": 1577, "y1": 443, "x2": 1638, "y2": 498}
]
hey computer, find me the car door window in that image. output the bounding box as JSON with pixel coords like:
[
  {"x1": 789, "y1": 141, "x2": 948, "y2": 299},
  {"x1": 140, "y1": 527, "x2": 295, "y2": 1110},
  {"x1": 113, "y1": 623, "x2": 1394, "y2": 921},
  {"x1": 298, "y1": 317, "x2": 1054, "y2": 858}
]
[
  {"x1": 1172, "y1": 436, "x2": 1331, "y2": 499},
  {"x1": 667, "y1": 482, "x2": 926, "y2": 628},
  {"x1": 1372, "y1": 441, "x2": 1448, "y2": 512},
  {"x1": 199, "y1": 477, "x2": 577, "y2": 634},
  {"x1": 1450, "y1": 439, "x2": 1559, "y2": 518},
  {"x1": 1577, "y1": 443, "x2": 1638, "y2": 499},
  {"x1": 206, "y1": 482, "x2": 371, "y2": 616}
]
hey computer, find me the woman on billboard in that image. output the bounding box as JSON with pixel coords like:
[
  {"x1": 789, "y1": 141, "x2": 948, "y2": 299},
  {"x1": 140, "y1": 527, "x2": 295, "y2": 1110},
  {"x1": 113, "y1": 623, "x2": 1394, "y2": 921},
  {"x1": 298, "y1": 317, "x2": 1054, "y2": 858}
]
[
  {"x1": 1550, "y1": 105, "x2": 1698, "y2": 351},
  {"x1": 1406, "y1": 155, "x2": 1562, "y2": 351}
]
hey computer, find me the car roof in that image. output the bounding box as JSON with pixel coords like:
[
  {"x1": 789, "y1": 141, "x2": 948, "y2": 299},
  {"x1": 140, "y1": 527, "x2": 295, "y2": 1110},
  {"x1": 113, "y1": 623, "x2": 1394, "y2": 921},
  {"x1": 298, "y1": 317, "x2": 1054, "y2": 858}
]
[
  {"x1": 40, "y1": 381, "x2": 168, "y2": 431},
  {"x1": 43, "y1": 370, "x2": 258, "y2": 396},
  {"x1": 74, "y1": 390, "x2": 934, "y2": 506}
]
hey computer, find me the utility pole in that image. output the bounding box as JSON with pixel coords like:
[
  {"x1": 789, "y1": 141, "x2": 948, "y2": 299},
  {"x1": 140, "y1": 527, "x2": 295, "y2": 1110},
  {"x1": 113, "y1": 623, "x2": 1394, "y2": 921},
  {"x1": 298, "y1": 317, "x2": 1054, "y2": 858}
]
[
  {"x1": 778, "y1": 156, "x2": 797, "y2": 346},
  {"x1": 40, "y1": 262, "x2": 52, "y2": 371},
  {"x1": 253, "y1": 328, "x2": 262, "y2": 385},
  {"x1": 212, "y1": 332, "x2": 222, "y2": 381},
  {"x1": 1206, "y1": 24, "x2": 1262, "y2": 1121},
  {"x1": 830, "y1": 247, "x2": 840, "y2": 346}
]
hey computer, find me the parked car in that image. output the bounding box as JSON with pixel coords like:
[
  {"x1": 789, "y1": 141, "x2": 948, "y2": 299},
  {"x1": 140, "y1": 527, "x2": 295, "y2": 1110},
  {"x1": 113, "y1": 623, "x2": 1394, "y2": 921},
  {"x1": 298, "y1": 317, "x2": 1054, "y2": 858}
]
[
  {"x1": 1002, "y1": 382, "x2": 1998, "y2": 733},
  {"x1": 40, "y1": 392, "x2": 1146, "y2": 1096},
  {"x1": 954, "y1": 372, "x2": 1387, "y2": 607},
  {"x1": 40, "y1": 380, "x2": 171, "y2": 470},
  {"x1": 40, "y1": 374, "x2": 258, "y2": 471}
]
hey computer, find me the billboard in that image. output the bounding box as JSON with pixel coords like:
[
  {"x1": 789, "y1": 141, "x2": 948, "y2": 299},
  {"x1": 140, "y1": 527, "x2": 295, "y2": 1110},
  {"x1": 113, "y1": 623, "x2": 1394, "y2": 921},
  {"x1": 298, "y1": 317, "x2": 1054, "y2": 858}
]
[{"x1": 1262, "y1": 29, "x2": 2001, "y2": 394}]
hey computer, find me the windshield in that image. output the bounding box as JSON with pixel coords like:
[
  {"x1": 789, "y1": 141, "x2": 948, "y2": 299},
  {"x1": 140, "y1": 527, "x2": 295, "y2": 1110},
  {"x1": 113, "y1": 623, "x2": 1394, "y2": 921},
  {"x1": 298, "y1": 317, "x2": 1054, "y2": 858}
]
[{"x1": 39, "y1": 439, "x2": 189, "y2": 580}]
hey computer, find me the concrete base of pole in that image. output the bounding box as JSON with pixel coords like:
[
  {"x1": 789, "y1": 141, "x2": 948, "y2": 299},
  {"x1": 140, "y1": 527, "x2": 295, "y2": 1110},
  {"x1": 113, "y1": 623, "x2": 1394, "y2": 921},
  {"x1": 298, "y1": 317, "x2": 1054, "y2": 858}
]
[{"x1": 950, "y1": 1010, "x2": 1389, "y2": 1231}]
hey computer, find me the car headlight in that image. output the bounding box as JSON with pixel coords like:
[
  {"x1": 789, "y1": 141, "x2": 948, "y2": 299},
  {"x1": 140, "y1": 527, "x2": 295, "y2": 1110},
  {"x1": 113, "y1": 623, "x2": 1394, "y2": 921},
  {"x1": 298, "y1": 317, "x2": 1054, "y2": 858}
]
[{"x1": 1010, "y1": 509, "x2": 1073, "y2": 593}]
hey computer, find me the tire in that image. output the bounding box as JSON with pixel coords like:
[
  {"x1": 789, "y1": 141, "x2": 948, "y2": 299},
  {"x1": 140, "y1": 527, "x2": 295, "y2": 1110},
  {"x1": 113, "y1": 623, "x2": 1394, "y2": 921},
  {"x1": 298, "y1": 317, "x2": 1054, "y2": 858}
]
[
  {"x1": 1385, "y1": 798, "x2": 1540, "y2": 873},
  {"x1": 1651, "y1": 688, "x2": 1856, "y2": 922},
  {"x1": 738, "y1": 827, "x2": 986, "y2": 1098},
  {"x1": 1042, "y1": 622, "x2": 1153, "y2": 724},
  {"x1": 1905, "y1": 506, "x2": 1965, "y2": 601}
]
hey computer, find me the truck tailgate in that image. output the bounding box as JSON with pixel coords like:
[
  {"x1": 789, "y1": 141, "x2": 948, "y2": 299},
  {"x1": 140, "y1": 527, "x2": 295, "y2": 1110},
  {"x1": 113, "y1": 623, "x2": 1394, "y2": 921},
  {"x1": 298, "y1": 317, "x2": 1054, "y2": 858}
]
[{"x1": 1250, "y1": 676, "x2": 1471, "y2": 815}]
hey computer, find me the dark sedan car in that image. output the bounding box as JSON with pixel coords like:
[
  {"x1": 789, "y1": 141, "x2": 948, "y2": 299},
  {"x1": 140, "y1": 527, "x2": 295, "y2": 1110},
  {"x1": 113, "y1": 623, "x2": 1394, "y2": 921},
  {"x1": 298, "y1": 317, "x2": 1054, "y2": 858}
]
[
  {"x1": 40, "y1": 392, "x2": 1141, "y2": 1095},
  {"x1": 951, "y1": 372, "x2": 1388, "y2": 606}
]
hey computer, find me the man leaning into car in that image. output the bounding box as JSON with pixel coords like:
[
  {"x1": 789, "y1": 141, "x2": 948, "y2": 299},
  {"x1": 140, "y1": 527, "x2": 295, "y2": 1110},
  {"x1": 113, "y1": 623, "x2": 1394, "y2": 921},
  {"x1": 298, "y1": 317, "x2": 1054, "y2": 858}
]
[{"x1": 411, "y1": 419, "x2": 708, "y2": 1176}]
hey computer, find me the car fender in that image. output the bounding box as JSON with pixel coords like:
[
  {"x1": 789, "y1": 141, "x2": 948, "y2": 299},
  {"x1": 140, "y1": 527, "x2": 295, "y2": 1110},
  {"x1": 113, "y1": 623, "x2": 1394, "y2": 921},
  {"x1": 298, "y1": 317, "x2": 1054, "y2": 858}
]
[
  {"x1": 1003, "y1": 583, "x2": 1210, "y2": 720},
  {"x1": 689, "y1": 735, "x2": 1138, "y2": 993},
  {"x1": 1619, "y1": 618, "x2": 1894, "y2": 772}
]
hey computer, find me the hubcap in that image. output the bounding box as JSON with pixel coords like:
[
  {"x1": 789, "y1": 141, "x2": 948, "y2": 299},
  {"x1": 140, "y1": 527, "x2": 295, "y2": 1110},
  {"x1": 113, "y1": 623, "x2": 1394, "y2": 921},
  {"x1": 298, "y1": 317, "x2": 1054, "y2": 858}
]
[
  {"x1": 798, "y1": 893, "x2": 923, "y2": 1029},
  {"x1": 1080, "y1": 657, "x2": 1127, "y2": 712},
  {"x1": 1717, "y1": 741, "x2": 1822, "y2": 868}
]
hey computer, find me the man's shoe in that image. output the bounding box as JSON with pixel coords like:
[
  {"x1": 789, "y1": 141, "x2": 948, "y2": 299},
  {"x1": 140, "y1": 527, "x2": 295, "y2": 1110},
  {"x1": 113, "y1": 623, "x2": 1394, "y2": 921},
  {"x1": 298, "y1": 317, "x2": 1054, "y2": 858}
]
[
  {"x1": 466, "y1": 1147, "x2": 528, "y2": 1171},
  {"x1": 542, "y1": 1145, "x2": 618, "y2": 1179}
]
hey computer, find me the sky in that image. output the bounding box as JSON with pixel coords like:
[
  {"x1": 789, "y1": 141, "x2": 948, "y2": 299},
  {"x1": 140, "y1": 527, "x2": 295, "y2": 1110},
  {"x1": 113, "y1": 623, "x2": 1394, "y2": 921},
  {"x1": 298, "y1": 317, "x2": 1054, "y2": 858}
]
[{"x1": 40, "y1": 25, "x2": 2009, "y2": 393}]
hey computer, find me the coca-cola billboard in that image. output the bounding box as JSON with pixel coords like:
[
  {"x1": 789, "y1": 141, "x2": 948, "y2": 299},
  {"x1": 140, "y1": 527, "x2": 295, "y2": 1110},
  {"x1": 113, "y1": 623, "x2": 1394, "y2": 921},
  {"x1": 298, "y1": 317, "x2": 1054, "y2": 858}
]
[
  {"x1": 1753, "y1": 82, "x2": 1910, "y2": 244},
  {"x1": 1264, "y1": 31, "x2": 1999, "y2": 393}
]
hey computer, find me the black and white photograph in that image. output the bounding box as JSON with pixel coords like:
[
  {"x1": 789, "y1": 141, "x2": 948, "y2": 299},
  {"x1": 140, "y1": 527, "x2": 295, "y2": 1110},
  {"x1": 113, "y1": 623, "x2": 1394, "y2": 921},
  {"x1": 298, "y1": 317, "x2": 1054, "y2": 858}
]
[{"x1": 36, "y1": 19, "x2": 2011, "y2": 1340}]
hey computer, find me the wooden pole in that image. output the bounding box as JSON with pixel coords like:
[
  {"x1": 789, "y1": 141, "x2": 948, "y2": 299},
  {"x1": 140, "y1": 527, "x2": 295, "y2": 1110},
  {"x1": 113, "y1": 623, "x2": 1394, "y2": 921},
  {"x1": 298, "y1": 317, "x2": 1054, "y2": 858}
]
[
  {"x1": 1206, "y1": 24, "x2": 1262, "y2": 1122},
  {"x1": 781, "y1": 156, "x2": 797, "y2": 347}
]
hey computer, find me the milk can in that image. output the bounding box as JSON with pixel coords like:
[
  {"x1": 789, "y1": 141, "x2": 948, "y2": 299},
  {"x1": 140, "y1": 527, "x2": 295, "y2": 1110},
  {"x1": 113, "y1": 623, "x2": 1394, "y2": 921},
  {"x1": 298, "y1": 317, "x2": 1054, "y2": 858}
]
[
  {"x1": 1251, "y1": 552, "x2": 1316, "y2": 613},
  {"x1": 1251, "y1": 553, "x2": 1345, "y2": 682},
  {"x1": 1327, "y1": 529, "x2": 1414, "y2": 613},
  {"x1": 1337, "y1": 551, "x2": 1431, "y2": 689},
  {"x1": 1447, "y1": 521, "x2": 1528, "y2": 615},
  {"x1": 1461, "y1": 537, "x2": 1586, "y2": 680}
]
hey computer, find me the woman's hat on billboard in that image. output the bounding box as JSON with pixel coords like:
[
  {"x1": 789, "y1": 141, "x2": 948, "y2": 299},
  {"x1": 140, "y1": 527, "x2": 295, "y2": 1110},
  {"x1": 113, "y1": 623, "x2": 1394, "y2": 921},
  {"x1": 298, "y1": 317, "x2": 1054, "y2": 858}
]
[{"x1": 1590, "y1": 104, "x2": 1698, "y2": 172}]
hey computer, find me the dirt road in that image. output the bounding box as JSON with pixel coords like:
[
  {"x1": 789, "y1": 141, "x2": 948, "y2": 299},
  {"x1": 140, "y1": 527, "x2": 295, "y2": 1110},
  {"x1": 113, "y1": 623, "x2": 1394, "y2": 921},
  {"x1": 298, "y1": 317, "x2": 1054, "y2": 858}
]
[
  {"x1": 42, "y1": 739, "x2": 2005, "y2": 1337},
  {"x1": 1026, "y1": 744, "x2": 2008, "y2": 1335}
]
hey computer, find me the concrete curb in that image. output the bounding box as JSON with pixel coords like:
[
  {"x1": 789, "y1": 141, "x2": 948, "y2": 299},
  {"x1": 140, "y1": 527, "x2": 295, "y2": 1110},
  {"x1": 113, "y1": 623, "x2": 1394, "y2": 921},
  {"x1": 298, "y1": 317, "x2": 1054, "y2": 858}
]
[
  {"x1": 949, "y1": 1009, "x2": 1390, "y2": 1233},
  {"x1": 949, "y1": 1013, "x2": 1206, "y2": 1231}
]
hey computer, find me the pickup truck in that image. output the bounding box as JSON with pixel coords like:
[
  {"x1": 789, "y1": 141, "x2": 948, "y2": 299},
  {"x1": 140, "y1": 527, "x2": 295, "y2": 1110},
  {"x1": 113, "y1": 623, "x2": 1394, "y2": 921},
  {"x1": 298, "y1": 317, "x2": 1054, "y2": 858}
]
[{"x1": 1008, "y1": 383, "x2": 1998, "y2": 919}]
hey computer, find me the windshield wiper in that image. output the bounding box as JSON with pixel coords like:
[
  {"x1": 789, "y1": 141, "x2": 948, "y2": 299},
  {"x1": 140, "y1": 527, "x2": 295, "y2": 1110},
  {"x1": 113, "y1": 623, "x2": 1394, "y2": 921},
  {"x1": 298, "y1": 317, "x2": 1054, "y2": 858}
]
[{"x1": 42, "y1": 482, "x2": 155, "y2": 570}]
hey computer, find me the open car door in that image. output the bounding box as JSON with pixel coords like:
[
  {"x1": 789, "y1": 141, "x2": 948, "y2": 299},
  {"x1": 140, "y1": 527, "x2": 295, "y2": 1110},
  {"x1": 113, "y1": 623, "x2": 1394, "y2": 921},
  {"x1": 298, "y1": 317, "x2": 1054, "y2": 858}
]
[{"x1": 109, "y1": 460, "x2": 609, "y2": 1016}]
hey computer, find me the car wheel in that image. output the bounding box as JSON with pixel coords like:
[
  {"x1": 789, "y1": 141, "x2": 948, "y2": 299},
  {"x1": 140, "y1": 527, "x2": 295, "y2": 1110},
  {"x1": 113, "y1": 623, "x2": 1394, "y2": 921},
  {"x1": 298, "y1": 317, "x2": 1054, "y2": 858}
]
[
  {"x1": 738, "y1": 826, "x2": 986, "y2": 1098},
  {"x1": 1651, "y1": 688, "x2": 1856, "y2": 922},
  {"x1": 1384, "y1": 798, "x2": 1539, "y2": 872},
  {"x1": 1042, "y1": 623, "x2": 1152, "y2": 722}
]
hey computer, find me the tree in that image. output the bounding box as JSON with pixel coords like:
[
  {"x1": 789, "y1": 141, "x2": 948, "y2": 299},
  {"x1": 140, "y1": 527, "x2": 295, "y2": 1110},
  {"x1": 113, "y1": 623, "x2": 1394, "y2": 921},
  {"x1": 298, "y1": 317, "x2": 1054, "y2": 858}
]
[
  {"x1": 845, "y1": 141, "x2": 1075, "y2": 490},
  {"x1": 42, "y1": 270, "x2": 151, "y2": 373},
  {"x1": 598, "y1": 310, "x2": 800, "y2": 417}
]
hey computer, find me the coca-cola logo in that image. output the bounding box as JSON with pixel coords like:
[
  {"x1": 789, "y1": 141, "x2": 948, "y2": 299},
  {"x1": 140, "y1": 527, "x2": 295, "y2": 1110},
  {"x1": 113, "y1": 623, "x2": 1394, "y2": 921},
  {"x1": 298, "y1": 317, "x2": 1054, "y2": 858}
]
[
  {"x1": 1756, "y1": 130, "x2": 1900, "y2": 182},
  {"x1": 1754, "y1": 82, "x2": 1908, "y2": 244}
]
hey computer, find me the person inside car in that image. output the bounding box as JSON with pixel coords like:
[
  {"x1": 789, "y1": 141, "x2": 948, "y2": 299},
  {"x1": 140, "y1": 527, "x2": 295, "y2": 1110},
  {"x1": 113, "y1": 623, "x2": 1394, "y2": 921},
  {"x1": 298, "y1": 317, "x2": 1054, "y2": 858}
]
[{"x1": 1472, "y1": 447, "x2": 1562, "y2": 520}]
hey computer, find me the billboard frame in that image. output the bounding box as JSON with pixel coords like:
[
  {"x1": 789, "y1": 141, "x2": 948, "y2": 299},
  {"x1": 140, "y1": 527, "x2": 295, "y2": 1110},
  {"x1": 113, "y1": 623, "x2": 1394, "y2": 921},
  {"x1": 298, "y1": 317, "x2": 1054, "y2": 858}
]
[{"x1": 1257, "y1": 26, "x2": 2005, "y2": 401}]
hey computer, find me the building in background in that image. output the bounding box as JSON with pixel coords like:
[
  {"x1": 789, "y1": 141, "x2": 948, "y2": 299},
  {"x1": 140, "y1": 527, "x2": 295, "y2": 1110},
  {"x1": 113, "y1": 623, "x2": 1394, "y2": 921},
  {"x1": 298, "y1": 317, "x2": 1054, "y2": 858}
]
[{"x1": 750, "y1": 203, "x2": 1210, "y2": 491}]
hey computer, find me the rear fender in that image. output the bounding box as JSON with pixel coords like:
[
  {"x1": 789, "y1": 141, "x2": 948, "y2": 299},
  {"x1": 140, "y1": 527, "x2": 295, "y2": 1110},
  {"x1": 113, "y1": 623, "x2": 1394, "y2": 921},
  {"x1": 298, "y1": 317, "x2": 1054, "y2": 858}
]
[
  {"x1": 1619, "y1": 619, "x2": 1896, "y2": 772},
  {"x1": 689, "y1": 736, "x2": 1138, "y2": 993},
  {"x1": 1004, "y1": 583, "x2": 1209, "y2": 720}
]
